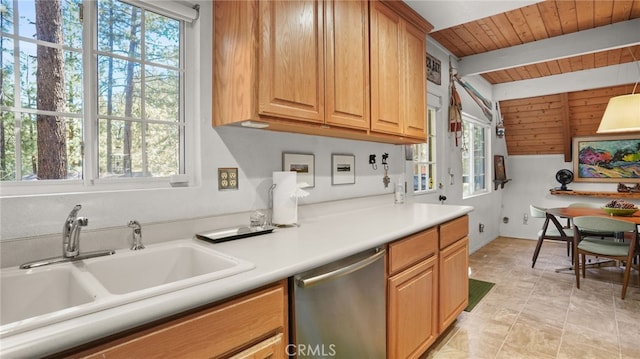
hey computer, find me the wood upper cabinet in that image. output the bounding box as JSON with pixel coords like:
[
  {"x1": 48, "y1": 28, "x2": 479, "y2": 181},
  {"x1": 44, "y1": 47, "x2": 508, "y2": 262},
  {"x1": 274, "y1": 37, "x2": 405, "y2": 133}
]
[
  {"x1": 215, "y1": 0, "x2": 370, "y2": 131},
  {"x1": 370, "y1": 0, "x2": 428, "y2": 141},
  {"x1": 214, "y1": 0, "x2": 431, "y2": 144},
  {"x1": 258, "y1": 1, "x2": 324, "y2": 123},
  {"x1": 325, "y1": 0, "x2": 370, "y2": 130}
]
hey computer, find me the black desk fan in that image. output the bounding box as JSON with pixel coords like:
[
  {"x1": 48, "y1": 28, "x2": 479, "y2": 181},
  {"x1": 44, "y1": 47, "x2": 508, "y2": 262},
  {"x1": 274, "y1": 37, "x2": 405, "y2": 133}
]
[{"x1": 555, "y1": 169, "x2": 574, "y2": 191}]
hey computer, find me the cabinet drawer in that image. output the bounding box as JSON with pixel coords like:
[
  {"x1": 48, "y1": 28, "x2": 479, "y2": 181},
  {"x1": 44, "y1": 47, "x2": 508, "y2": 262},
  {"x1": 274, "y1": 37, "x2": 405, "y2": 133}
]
[
  {"x1": 74, "y1": 281, "x2": 287, "y2": 359},
  {"x1": 388, "y1": 227, "x2": 438, "y2": 275},
  {"x1": 439, "y1": 215, "x2": 469, "y2": 250}
]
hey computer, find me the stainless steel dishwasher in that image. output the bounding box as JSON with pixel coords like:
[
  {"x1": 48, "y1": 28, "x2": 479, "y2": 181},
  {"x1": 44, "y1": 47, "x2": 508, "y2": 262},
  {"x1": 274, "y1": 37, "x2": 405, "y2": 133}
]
[{"x1": 290, "y1": 247, "x2": 386, "y2": 358}]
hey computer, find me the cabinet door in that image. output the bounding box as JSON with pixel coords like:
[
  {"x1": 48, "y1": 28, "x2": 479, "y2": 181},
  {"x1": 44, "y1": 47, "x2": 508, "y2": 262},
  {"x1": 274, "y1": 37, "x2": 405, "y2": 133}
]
[
  {"x1": 72, "y1": 282, "x2": 287, "y2": 359},
  {"x1": 388, "y1": 255, "x2": 438, "y2": 359},
  {"x1": 402, "y1": 21, "x2": 427, "y2": 140},
  {"x1": 325, "y1": 0, "x2": 370, "y2": 129},
  {"x1": 370, "y1": 0, "x2": 403, "y2": 135},
  {"x1": 439, "y1": 236, "x2": 469, "y2": 332},
  {"x1": 258, "y1": 1, "x2": 324, "y2": 123}
]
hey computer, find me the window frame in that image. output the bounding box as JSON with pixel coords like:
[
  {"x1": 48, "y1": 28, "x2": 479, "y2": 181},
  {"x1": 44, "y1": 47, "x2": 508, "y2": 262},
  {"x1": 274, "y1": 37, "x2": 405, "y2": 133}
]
[
  {"x1": 411, "y1": 105, "x2": 437, "y2": 194},
  {"x1": 0, "y1": 0, "x2": 198, "y2": 196},
  {"x1": 461, "y1": 112, "x2": 490, "y2": 199}
]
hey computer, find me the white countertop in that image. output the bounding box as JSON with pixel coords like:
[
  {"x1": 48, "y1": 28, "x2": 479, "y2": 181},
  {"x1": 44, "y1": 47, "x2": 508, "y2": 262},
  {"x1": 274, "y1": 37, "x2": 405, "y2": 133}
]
[{"x1": 0, "y1": 196, "x2": 473, "y2": 358}]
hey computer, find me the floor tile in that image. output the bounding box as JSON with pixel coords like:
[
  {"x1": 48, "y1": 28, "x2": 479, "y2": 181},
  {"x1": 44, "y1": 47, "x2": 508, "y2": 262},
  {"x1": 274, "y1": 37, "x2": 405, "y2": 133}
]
[{"x1": 425, "y1": 237, "x2": 640, "y2": 359}]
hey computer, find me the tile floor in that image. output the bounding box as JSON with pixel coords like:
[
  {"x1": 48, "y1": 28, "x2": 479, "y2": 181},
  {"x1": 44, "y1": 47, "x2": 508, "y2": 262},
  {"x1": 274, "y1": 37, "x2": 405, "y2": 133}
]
[{"x1": 425, "y1": 237, "x2": 640, "y2": 359}]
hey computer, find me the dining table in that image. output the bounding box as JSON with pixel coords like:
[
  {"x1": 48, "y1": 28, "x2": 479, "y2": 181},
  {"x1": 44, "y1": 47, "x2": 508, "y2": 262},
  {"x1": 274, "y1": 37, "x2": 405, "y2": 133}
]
[
  {"x1": 546, "y1": 207, "x2": 640, "y2": 225},
  {"x1": 545, "y1": 206, "x2": 640, "y2": 273}
]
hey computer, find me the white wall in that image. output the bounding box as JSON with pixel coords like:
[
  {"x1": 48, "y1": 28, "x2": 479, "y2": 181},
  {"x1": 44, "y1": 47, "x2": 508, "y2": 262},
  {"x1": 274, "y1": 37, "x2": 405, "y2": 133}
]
[
  {"x1": 500, "y1": 154, "x2": 640, "y2": 240},
  {"x1": 411, "y1": 38, "x2": 509, "y2": 253}
]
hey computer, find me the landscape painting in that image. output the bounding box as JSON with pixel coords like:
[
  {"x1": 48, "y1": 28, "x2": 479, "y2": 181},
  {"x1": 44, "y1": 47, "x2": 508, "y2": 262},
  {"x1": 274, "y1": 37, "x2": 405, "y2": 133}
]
[{"x1": 572, "y1": 135, "x2": 640, "y2": 183}]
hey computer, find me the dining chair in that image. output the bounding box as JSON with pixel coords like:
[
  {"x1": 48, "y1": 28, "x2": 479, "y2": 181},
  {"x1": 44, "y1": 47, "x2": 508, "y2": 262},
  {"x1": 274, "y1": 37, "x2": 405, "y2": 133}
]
[
  {"x1": 572, "y1": 216, "x2": 639, "y2": 300},
  {"x1": 530, "y1": 205, "x2": 573, "y2": 268}
]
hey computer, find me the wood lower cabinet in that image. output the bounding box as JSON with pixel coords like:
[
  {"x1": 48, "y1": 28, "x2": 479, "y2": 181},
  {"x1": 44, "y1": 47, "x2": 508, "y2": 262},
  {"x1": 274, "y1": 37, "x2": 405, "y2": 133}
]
[
  {"x1": 387, "y1": 215, "x2": 470, "y2": 358},
  {"x1": 388, "y1": 255, "x2": 438, "y2": 359},
  {"x1": 387, "y1": 228, "x2": 439, "y2": 359},
  {"x1": 439, "y1": 216, "x2": 470, "y2": 332},
  {"x1": 229, "y1": 333, "x2": 285, "y2": 359},
  {"x1": 64, "y1": 281, "x2": 288, "y2": 359}
]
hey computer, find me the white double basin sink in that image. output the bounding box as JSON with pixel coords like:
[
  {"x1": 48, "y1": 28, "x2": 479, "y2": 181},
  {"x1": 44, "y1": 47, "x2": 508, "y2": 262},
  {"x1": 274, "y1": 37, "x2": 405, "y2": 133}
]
[{"x1": 0, "y1": 239, "x2": 254, "y2": 337}]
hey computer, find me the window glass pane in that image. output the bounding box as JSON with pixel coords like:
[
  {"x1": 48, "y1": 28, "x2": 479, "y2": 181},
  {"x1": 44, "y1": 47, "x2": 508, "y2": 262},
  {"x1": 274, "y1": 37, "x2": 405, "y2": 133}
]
[
  {"x1": 64, "y1": 50, "x2": 83, "y2": 113},
  {"x1": 97, "y1": 55, "x2": 142, "y2": 118},
  {"x1": 17, "y1": 0, "x2": 79, "y2": 45},
  {"x1": 146, "y1": 123, "x2": 178, "y2": 176},
  {"x1": 19, "y1": 113, "x2": 37, "y2": 180},
  {"x1": 17, "y1": 0, "x2": 35, "y2": 40},
  {"x1": 145, "y1": 66, "x2": 178, "y2": 121},
  {"x1": 62, "y1": 0, "x2": 83, "y2": 48},
  {"x1": 98, "y1": 119, "x2": 142, "y2": 177},
  {"x1": 1, "y1": 1, "x2": 14, "y2": 35},
  {"x1": 1, "y1": 116, "x2": 16, "y2": 180},
  {"x1": 20, "y1": 45, "x2": 80, "y2": 112},
  {"x1": 97, "y1": 0, "x2": 141, "y2": 59},
  {"x1": 145, "y1": 11, "x2": 179, "y2": 67},
  {"x1": 18, "y1": 113, "x2": 81, "y2": 180},
  {"x1": 461, "y1": 118, "x2": 488, "y2": 197},
  {"x1": 1, "y1": 36, "x2": 14, "y2": 107},
  {"x1": 18, "y1": 40, "x2": 37, "y2": 109}
]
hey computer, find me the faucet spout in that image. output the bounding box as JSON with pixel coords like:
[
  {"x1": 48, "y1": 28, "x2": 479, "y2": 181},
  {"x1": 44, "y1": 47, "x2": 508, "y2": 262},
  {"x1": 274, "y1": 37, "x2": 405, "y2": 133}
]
[{"x1": 63, "y1": 204, "x2": 88, "y2": 258}]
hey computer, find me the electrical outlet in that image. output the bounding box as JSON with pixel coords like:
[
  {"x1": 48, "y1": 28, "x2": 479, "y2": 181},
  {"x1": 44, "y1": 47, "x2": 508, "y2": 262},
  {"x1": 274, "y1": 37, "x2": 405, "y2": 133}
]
[
  {"x1": 218, "y1": 168, "x2": 238, "y2": 190},
  {"x1": 523, "y1": 213, "x2": 528, "y2": 224}
]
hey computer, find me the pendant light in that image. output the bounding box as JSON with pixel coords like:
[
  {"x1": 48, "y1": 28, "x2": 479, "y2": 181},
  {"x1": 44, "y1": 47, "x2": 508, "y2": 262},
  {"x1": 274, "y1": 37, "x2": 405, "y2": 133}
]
[
  {"x1": 597, "y1": 53, "x2": 640, "y2": 134},
  {"x1": 596, "y1": 93, "x2": 640, "y2": 133}
]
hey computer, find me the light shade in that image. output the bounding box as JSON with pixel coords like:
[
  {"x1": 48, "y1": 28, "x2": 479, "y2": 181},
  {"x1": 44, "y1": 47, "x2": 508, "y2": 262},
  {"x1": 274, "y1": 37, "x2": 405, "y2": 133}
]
[{"x1": 596, "y1": 93, "x2": 640, "y2": 133}]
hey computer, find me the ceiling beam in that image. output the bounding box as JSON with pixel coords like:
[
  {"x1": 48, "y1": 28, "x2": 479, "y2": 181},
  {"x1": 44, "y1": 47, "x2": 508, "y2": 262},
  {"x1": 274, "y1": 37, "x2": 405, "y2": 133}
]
[
  {"x1": 492, "y1": 62, "x2": 640, "y2": 101},
  {"x1": 458, "y1": 18, "x2": 640, "y2": 77}
]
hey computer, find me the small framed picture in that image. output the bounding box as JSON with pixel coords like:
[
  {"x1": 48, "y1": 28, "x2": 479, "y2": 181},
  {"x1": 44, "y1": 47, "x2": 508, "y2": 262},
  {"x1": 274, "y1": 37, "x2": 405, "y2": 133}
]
[
  {"x1": 494, "y1": 155, "x2": 506, "y2": 181},
  {"x1": 283, "y1": 153, "x2": 315, "y2": 188},
  {"x1": 332, "y1": 154, "x2": 355, "y2": 185}
]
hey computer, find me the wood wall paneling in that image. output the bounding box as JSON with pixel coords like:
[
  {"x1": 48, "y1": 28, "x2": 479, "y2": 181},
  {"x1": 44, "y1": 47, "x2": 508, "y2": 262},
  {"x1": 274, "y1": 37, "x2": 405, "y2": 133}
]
[{"x1": 499, "y1": 84, "x2": 639, "y2": 158}]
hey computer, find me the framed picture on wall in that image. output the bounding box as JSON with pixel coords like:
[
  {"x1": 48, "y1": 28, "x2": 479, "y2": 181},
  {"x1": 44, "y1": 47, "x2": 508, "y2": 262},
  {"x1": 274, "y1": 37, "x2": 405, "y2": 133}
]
[
  {"x1": 494, "y1": 155, "x2": 506, "y2": 181},
  {"x1": 283, "y1": 152, "x2": 315, "y2": 188},
  {"x1": 572, "y1": 135, "x2": 640, "y2": 183},
  {"x1": 426, "y1": 53, "x2": 441, "y2": 85},
  {"x1": 332, "y1": 154, "x2": 355, "y2": 185}
]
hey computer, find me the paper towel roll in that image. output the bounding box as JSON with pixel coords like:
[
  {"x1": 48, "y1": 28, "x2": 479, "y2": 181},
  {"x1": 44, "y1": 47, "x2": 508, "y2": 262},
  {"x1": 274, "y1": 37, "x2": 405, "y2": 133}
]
[{"x1": 273, "y1": 171, "x2": 298, "y2": 225}]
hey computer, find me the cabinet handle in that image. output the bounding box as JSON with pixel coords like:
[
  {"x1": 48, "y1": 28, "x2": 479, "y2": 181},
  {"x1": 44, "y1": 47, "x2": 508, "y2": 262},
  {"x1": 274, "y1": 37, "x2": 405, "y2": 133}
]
[{"x1": 295, "y1": 248, "x2": 386, "y2": 288}]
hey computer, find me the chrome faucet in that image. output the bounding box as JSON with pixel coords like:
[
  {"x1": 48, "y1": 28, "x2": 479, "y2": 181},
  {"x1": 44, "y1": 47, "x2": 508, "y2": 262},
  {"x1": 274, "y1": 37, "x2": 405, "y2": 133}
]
[
  {"x1": 128, "y1": 220, "x2": 145, "y2": 250},
  {"x1": 19, "y1": 205, "x2": 115, "y2": 269},
  {"x1": 63, "y1": 204, "x2": 89, "y2": 258}
]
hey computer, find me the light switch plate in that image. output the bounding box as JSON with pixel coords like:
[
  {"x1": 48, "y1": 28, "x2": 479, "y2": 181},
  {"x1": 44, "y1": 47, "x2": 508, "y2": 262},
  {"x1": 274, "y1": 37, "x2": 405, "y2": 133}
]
[{"x1": 218, "y1": 168, "x2": 238, "y2": 190}]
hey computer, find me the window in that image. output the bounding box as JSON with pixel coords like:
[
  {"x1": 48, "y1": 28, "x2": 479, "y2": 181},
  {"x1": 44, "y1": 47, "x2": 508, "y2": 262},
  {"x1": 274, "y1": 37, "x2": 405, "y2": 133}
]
[
  {"x1": 461, "y1": 113, "x2": 489, "y2": 197},
  {"x1": 0, "y1": 0, "x2": 192, "y2": 187},
  {"x1": 411, "y1": 106, "x2": 437, "y2": 193}
]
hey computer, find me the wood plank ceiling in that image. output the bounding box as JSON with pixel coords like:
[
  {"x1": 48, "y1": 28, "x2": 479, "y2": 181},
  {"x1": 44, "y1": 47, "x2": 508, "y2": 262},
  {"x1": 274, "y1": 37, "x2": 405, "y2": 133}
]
[{"x1": 429, "y1": 0, "x2": 640, "y2": 159}]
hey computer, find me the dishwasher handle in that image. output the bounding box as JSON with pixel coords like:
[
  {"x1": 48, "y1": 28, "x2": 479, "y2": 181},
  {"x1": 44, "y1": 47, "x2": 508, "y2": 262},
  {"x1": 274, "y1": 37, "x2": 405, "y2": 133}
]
[{"x1": 295, "y1": 247, "x2": 386, "y2": 288}]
